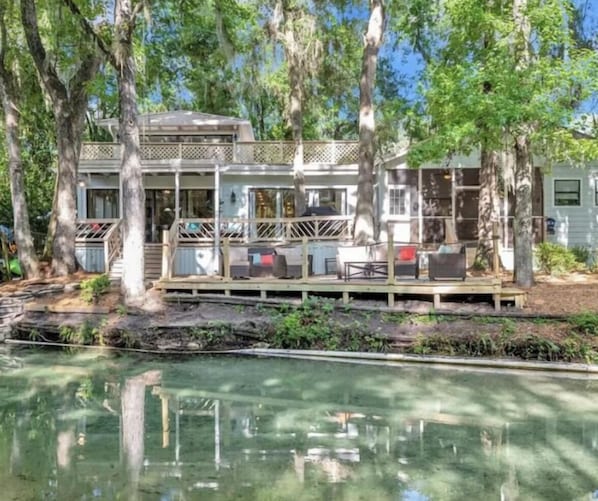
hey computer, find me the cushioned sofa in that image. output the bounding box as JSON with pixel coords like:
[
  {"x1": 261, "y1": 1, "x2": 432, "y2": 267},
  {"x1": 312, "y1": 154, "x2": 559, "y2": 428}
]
[
  {"x1": 428, "y1": 243, "x2": 466, "y2": 280},
  {"x1": 248, "y1": 247, "x2": 277, "y2": 277}
]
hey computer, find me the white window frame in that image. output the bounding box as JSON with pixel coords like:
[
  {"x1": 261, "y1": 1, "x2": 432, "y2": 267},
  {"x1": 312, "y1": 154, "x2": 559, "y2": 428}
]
[{"x1": 388, "y1": 185, "x2": 410, "y2": 217}]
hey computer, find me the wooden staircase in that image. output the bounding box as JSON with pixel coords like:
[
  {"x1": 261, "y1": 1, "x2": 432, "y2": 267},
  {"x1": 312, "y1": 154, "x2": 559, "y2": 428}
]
[{"x1": 108, "y1": 244, "x2": 163, "y2": 283}]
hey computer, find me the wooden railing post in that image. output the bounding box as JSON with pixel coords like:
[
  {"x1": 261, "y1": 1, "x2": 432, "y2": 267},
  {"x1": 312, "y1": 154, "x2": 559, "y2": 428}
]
[
  {"x1": 387, "y1": 225, "x2": 395, "y2": 285},
  {"x1": 162, "y1": 229, "x2": 170, "y2": 278},
  {"x1": 492, "y1": 221, "x2": 500, "y2": 278},
  {"x1": 302, "y1": 237, "x2": 309, "y2": 282},
  {"x1": 223, "y1": 237, "x2": 231, "y2": 281}
]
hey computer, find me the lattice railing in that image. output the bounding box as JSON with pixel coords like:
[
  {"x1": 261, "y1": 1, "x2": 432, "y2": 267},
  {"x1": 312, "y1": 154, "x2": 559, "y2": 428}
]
[
  {"x1": 181, "y1": 143, "x2": 233, "y2": 162},
  {"x1": 80, "y1": 143, "x2": 119, "y2": 160},
  {"x1": 177, "y1": 216, "x2": 353, "y2": 243},
  {"x1": 80, "y1": 141, "x2": 358, "y2": 165}
]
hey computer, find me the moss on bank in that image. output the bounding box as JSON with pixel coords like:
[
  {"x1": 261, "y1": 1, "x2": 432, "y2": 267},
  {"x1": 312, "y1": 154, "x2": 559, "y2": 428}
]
[{"x1": 9, "y1": 297, "x2": 598, "y2": 363}]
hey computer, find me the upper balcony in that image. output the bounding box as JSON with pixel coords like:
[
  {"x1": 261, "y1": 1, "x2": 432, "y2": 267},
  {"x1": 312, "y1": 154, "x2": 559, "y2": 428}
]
[{"x1": 79, "y1": 140, "x2": 359, "y2": 172}]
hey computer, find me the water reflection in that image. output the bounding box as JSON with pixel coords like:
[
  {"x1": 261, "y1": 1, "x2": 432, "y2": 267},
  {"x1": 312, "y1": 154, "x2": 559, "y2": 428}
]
[{"x1": 1, "y1": 349, "x2": 598, "y2": 500}]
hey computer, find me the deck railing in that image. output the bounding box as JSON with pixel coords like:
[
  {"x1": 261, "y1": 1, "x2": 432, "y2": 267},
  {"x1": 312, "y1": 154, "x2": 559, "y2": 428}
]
[
  {"x1": 80, "y1": 141, "x2": 359, "y2": 165},
  {"x1": 76, "y1": 219, "x2": 122, "y2": 272},
  {"x1": 177, "y1": 215, "x2": 354, "y2": 243}
]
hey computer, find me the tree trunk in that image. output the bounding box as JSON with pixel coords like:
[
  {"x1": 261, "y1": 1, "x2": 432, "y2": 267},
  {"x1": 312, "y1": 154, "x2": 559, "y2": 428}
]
[
  {"x1": 289, "y1": 63, "x2": 306, "y2": 216},
  {"x1": 51, "y1": 112, "x2": 79, "y2": 275},
  {"x1": 354, "y1": 0, "x2": 384, "y2": 245},
  {"x1": 116, "y1": 0, "x2": 145, "y2": 304},
  {"x1": 512, "y1": 0, "x2": 534, "y2": 287},
  {"x1": 513, "y1": 134, "x2": 534, "y2": 287},
  {"x1": 21, "y1": 0, "x2": 99, "y2": 276},
  {"x1": 475, "y1": 145, "x2": 500, "y2": 269},
  {"x1": 0, "y1": 49, "x2": 40, "y2": 278}
]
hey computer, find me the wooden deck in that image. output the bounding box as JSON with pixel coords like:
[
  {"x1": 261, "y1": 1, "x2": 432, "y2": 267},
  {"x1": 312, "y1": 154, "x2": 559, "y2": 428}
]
[{"x1": 156, "y1": 275, "x2": 519, "y2": 311}]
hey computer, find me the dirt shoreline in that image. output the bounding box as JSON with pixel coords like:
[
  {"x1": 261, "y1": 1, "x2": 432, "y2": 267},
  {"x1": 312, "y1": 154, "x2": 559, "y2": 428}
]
[{"x1": 6, "y1": 286, "x2": 598, "y2": 364}]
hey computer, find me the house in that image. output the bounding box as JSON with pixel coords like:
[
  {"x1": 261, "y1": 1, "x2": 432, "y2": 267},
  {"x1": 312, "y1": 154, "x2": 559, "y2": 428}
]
[
  {"x1": 542, "y1": 164, "x2": 598, "y2": 252},
  {"x1": 76, "y1": 111, "x2": 360, "y2": 277},
  {"x1": 79, "y1": 110, "x2": 589, "y2": 279}
]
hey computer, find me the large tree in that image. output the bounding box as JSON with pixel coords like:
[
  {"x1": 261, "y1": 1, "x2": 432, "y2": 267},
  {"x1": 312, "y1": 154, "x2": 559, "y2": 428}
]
[
  {"x1": 354, "y1": 0, "x2": 385, "y2": 244},
  {"x1": 65, "y1": 0, "x2": 147, "y2": 304},
  {"x1": 268, "y1": 0, "x2": 322, "y2": 216},
  {"x1": 0, "y1": 1, "x2": 40, "y2": 279},
  {"x1": 21, "y1": 0, "x2": 100, "y2": 276},
  {"x1": 407, "y1": 0, "x2": 597, "y2": 287}
]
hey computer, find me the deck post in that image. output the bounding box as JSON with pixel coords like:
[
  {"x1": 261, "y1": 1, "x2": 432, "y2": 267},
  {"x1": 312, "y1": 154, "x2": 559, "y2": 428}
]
[
  {"x1": 223, "y1": 237, "x2": 231, "y2": 282},
  {"x1": 492, "y1": 221, "x2": 500, "y2": 278},
  {"x1": 387, "y1": 226, "x2": 395, "y2": 285},
  {"x1": 161, "y1": 229, "x2": 170, "y2": 278},
  {"x1": 302, "y1": 237, "x2": 309, "y2": 282}
]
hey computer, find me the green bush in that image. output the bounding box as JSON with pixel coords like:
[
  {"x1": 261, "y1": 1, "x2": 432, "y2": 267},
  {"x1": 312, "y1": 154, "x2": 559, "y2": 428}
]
[
  {"x1": 569, "y1": 312, "x2": 598, "y2": 336},
  {"x1": 534, "y1": 242, "x2": 580, "y2": 275},
  {"x1": 571, "y1": 245, "x2": 591, "y2": 265},
  {"x1": 80, "y1": 274, "x2": 111, "y2": 304}
]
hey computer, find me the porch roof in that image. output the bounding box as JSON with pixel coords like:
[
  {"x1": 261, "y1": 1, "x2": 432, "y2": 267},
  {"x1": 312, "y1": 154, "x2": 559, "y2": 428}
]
[{"x1": 97, "y1": 110, "x2": 256, "y2": 141}]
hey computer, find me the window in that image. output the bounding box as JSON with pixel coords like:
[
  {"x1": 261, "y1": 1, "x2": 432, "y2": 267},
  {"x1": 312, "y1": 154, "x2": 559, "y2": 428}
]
[
  {"x1": 86, "y1": 189, "x2": 119, "y2": 218},
  {"x1": 389, "y1": 187, "x2": 409, "y2": 216},
  {"x1": 554, "y1": 180, "x2": 580, "y2": 206}
]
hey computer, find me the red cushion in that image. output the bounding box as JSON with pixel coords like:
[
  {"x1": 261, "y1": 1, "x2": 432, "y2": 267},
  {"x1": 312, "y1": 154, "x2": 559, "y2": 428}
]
[
  {"x1": 398, "y1": 246, "x2": 416, "y2": 261},
  {"x1": 261, "y1": 254, "x2": 274, "y2": 266}
]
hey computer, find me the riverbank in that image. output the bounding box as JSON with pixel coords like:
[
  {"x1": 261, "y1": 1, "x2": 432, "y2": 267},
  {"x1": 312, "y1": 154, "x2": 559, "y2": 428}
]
[{"x1": 5, "y1": 279, "x2": 598, "y2": 364}]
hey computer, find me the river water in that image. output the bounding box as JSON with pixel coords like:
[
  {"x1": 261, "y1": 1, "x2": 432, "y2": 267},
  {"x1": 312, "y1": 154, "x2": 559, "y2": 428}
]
[{"x1": 1, "y1": 347, "x2": 598, "y2": 500}]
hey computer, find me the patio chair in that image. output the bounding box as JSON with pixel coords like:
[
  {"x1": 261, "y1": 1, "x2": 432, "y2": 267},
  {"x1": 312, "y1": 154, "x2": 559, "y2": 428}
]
[
  {"x1": 372, "y1": 243, "x2": 419, "y2": 279},
  {"x1": 428, "y1": 243, "x2": 466, "y2": 281},
  {"x1": 273, "y1": 246, "x2": 313, "y2": 278},
  {"x1": 228, "y1": 246, "x2": 250, "y2": 278}
]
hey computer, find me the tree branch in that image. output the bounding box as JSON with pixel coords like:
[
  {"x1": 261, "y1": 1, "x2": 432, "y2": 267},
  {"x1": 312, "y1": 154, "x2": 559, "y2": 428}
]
[
  {"x1": 20, "y1": 0, "x2": 68, "y2": 104},
  {"x1": 62, "y1": 0, "x2": 117, "y2": 68}
]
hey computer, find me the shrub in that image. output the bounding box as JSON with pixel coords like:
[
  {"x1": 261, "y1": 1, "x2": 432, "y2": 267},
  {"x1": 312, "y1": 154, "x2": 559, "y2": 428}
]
[
  {"x1": 535, "y1": 242, "x2": 580, "y2": 275},
  {"x1": 80, "y1": 274, "x2": 111, "y2": 304},
  {"x1": 569, "y1": 312, "x2": 598, "y2": 336},
  {"x1": 571, "y1": 245, "x2": 591, "y2": 265}
]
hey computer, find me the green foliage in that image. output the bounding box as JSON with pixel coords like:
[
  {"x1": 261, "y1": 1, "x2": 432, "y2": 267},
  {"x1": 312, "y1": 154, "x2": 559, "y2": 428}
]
[
  {"x1": 570, "y1": 245, "x2": 591, "y2": 265},
  {"x1": 409, "y1": 330, "x2": 597, "y2": 363},
  {"x1": 569, "y1": 312, "x2": 598, "y2": 336},
  {"x1": 271, "y1": 297, "x2": 388, "y2": 352},
  {"x1": 80, "y1": 274, "x2": 111, "y2": 304},
  {"x1": 535, "y1": 243, "x2": 581, "y2": 275}
]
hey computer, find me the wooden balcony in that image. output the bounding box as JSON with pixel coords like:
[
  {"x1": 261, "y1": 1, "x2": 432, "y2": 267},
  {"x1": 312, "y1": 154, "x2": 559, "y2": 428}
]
[{"x1": 80, "y1": 141, "x2": 359, "y2": 167}]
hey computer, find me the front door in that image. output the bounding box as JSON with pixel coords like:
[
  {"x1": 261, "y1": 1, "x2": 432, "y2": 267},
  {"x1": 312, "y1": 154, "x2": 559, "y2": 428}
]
[{"x1": 388, "y1": 185, "x2": 411, "y2": 243}]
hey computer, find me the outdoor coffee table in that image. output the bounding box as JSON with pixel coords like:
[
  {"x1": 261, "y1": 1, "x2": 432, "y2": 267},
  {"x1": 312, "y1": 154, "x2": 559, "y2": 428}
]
[{"x1": 344, "y1": 261, "x2": 388, "y2": 281}]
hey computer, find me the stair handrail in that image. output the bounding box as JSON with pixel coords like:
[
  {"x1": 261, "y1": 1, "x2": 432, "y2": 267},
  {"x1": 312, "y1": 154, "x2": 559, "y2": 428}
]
[{"x1": 103, "y1": 220, "x2": 122, "y2": 273}]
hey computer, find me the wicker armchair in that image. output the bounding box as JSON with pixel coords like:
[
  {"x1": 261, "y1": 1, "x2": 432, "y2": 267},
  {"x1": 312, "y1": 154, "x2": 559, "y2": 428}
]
[{"x1": 428, "y1": 244, "x2": 466, "y2": 281}]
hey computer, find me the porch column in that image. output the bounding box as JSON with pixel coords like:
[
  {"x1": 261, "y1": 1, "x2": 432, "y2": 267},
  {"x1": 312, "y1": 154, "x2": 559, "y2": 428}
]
[
  {"x1": 417, "y1": 168, "x2": 423, "y2": 244},
  {"x1": 451, "y1": 167, "x2": 456, "y2": 240},
  {"x1": 174, "y1": 170, "x2": 180, "y2": 220},
  {"x1": 119, "y1": 172, "x2": 123, "y2": 219},
  {"x1": 214, "y1": 164, "x2": 221, "y2": 274}
]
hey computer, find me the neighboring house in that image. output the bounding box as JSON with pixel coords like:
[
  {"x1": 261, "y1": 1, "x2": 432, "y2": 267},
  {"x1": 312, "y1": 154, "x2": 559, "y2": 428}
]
[{"x1": 543, "y1": 164, "x2": 598, "y2": 250}]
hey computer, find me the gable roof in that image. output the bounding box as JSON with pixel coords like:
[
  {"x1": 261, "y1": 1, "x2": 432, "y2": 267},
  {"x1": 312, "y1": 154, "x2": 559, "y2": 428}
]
[{"x1": 98, "y1": 110, "x2": 255, "y2": 141}]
